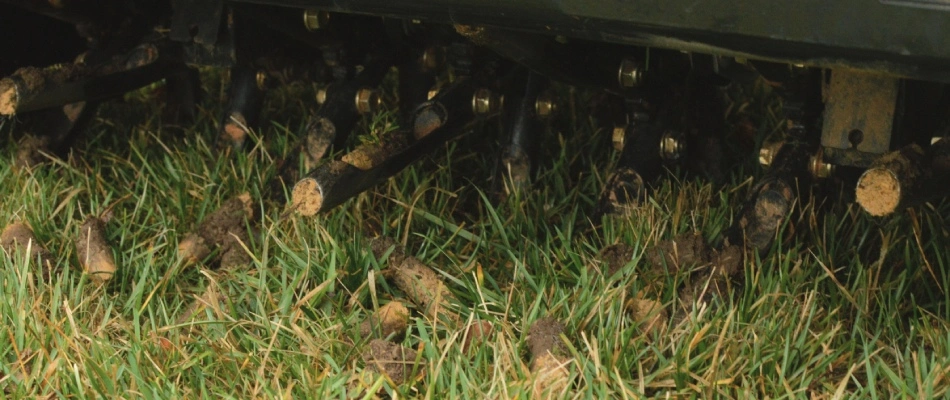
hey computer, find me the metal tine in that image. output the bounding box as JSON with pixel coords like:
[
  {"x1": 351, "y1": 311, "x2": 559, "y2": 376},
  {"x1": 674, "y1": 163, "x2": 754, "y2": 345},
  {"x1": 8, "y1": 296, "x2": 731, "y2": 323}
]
[
  {"x1": 495, "y1": 67, "x2": 548, "y2": 198},
  {"x1": 0, "y1": 42, "x2": 181, "y2": 117},
  {"x1": 288, "y1": 78, "x2": 483, "y2": 217}
]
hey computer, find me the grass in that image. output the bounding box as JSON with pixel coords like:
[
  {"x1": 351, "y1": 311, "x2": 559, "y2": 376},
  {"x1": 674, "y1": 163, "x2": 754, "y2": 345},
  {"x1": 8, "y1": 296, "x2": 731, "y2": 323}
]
[{"x1": 1, "y1": 71, "x2": 949, "y2": 399}]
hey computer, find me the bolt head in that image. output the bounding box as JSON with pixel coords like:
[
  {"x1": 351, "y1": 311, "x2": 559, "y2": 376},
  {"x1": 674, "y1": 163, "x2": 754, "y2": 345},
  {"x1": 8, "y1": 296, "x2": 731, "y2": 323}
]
[
  {"x1": 316, "y1": 88, "x2": 328, "y2": 105},
  {"x1": 303, "y1": 10, "x2": 328, "y2": 31},
  {"x1": 618, "y1": 59, "x2": 643, "y2": 88},
  {"x1": 659, "y1": 131, "x2": 684, "y2": 160},
  {"x1": 758, "y1": 147, "x2": 774, "y2": 166},
  {"x1": 421, "y1": 46, "x2": 445, "y2": 70},
  {"x1": 612, "y1": 125, "x2": 627, "y2": 151},
  {"x1": 255, "y1": 71, "x2": 268, "y2": 91},
  {"x1": 534, "y1": 93, "x2": 556, "y2": 118},
  {"x1": 810, "y1": 155, "x2": 834, "y2": 178},
  {"x1": 471, "y1": 88, "x2": 495, "y2": 115},
  {"x1": 758, "y1": 139, "x2": 786, "y2": 167}
]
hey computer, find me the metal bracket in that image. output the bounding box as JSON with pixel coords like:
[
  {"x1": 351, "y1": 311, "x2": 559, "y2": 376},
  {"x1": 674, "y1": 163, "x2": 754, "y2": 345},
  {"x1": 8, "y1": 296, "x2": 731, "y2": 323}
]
[
  {"x1": 820, "y1": 69, "x2": 899, "y2": 166},
  {"x1": 170, "y1": 0, "x2": 236, "y2": 67},
  {"x1": 170, "y1": 0, "x2": 225, "y2": 45}
]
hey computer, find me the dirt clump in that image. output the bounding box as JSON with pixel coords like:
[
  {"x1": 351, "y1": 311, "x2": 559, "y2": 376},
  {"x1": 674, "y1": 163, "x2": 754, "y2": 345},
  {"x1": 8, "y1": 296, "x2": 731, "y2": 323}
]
[
  {"x1": 391, "y1": 256, "x2": 456, "y2": 320},
  {"x1": 176, "y1": 283, "x2": 228, "y2": 326},
  {"x1": 359, "y1": 301, "x2": 410, "y2": 340},
  {"x1": 527, "y1": 317, "x2": 572, "y2": 397},
  {"x1": 461, "y1": 320, "x2": 494, "y2": 353},
  {"x1": 370, "y1": 236, "x2": 405, "y2": 261},
  {"x1": 220, "y1": 113, "x2": 249, "y2": 148},
  {"x1": 626, "y1": 294, "x2": 668, "y2": 338},
  {"x1": 1, "y1": 222, "x2": 54, "y2": 276},
  {"x1": 597, "y1": 243, "x2": 635, "y2": 276},
  {"x1": 361, "y1": 339, "x2": 423, "y2": 385},
  {"x1": 710, "y1": 244, "x2": 743, "y2": 277},
  {"x1": 644, "y1": 233, "x2": 742, "y2": 277},
  {"x1": 76, "y1": 216, "x2": 117, "y2": 284},
  {"x1": 371, "y1": 237, "x2": 458, "y2": 324},
  {"x1": 680, "y1": 245, "x2": 743, "y2": 306},
  {"x1": 0, "y1": 78, "x2": 16, "y2": 115},
  {"x1": 680, "y1": 275, "x2": 728, "y2": 307},
  {"x1": 178, "y1": 193, "x2": 254, "y2": 269},
  {"x1": 527, "y1": 317, "x2": 568, "y2": 360},
  {"x1": 638, "y1": 234, "x2": 744, "y2": 321},
  {"x1": 644, "y1": 232, "x2": 709, "y2": 273},
  {"x1": 341, "y1": 130, "x2": 410, "y2": 170},
  {"x1": 14, "y1": 135, "x2": 52, "y2": 171}
]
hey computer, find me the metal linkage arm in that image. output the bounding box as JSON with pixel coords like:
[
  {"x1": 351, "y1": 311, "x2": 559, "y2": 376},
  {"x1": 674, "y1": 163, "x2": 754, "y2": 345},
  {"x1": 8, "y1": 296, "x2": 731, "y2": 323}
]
[
  {"x1": 0, "y1": 43, "x2": 181, "y2": 116},
  {"x1": 290, "y1": 78, "x2": 480, "y2": 215},
  {"x1": 302, "y1": 56, "x2": 393, "y2": 164}
]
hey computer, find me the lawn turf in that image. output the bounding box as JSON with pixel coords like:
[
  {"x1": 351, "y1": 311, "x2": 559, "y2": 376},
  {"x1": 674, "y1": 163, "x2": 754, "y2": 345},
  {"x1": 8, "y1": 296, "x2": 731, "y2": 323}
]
[{"x1": 1, "y1": 73, "x2": 949, "y2": 398}]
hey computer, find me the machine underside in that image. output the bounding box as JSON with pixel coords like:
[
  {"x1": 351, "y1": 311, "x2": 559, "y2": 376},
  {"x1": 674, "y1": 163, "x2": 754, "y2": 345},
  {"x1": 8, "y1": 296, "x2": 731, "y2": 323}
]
[{"x1": 2, "y1": 0, "x2": 949, "y2": 253}]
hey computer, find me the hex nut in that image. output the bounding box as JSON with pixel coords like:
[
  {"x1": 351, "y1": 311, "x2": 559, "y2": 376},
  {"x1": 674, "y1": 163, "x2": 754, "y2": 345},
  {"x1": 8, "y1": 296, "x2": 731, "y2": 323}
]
[{"x1": 355, "y1": 88, "x2": 381, "y2": 114}]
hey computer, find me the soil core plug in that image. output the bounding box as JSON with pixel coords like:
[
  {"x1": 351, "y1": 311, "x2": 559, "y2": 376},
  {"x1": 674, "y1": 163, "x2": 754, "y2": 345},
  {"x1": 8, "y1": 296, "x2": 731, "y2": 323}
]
[
  {"x1": 527, "y1": 317, "x2": 572, "y2": 397},
  {"x1": 178, "y1": 193, "x2": 254, "y2": 269},
  {"x1": 76, "y1": 216, "x2": 117, "y2": 284},
  {"x1": 1, "y1": 222, "x2": 54, "y2": 277},
  {"x1": 371, "y1": 237, "x2": 460, "y2": 326},
  {"x1": 359, "y1": 301, "x2": 410, "y2": 340}
]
